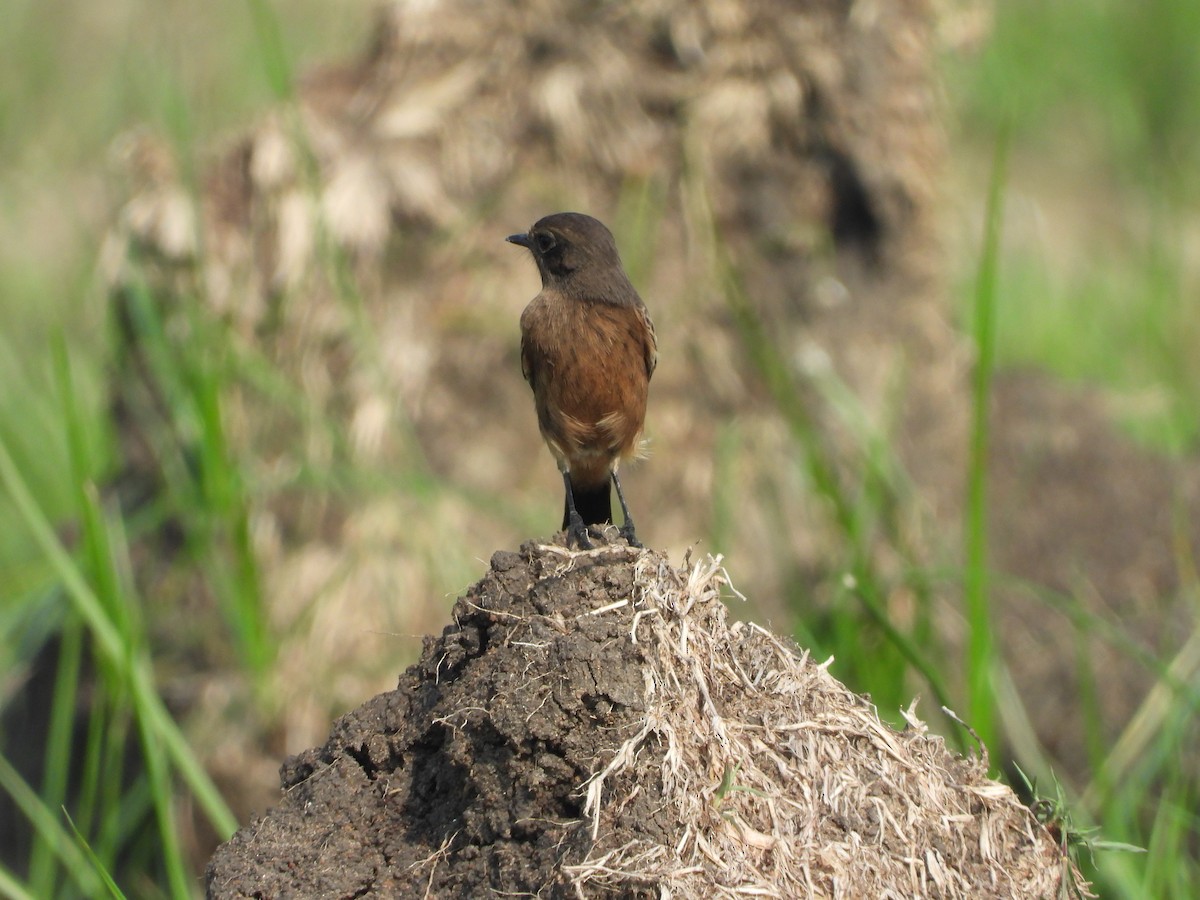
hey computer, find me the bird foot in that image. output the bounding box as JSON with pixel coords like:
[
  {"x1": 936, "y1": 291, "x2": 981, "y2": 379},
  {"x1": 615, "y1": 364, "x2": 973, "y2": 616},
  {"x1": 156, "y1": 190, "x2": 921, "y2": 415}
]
[
  {"x1": 619, "y1": 523, "x2": 642, "y2": 548},
  {"x1": 565, "y1": 515, "x2": 594, "y2": 550}
]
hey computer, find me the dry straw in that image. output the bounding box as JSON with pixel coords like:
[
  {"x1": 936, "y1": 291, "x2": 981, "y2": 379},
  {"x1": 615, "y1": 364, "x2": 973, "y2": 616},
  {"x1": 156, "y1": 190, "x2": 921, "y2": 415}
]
[{"x1": 559, "y1": 546, "x2": 1073, "y2": 898}]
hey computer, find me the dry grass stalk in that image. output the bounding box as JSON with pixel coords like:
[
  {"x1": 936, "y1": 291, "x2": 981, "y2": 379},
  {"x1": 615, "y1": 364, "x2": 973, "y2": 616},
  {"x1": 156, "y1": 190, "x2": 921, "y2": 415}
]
[{"x1": 563, "y1": 549, "x2": 1075, "y2": 898}]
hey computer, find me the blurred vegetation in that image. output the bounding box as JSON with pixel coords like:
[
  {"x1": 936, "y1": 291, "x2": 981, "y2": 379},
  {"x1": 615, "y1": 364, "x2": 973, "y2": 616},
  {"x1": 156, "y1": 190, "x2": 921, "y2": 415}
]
[
  {"x1": 948, "y1": 0, "x2": 1200, "y2": 453},
  {"x1": 0, "y1": 0, "x2": 1196, "y2": 896}
]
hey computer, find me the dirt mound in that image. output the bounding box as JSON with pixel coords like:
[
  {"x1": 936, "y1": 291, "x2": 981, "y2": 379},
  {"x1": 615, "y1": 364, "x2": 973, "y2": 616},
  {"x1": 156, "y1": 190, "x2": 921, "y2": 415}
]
[{"x1": 206, "y1": 534, "x2": 1071, "y2": 898}]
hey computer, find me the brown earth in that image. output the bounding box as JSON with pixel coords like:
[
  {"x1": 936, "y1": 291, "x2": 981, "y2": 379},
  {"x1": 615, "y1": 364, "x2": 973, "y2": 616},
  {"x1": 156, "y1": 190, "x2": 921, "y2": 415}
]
[
  {"x1": 206, "y1": 534, "x2": 1073, "y2": 898},
  {"x1": 988, "y1": 370, "x2": 1200, "y2": 775}
]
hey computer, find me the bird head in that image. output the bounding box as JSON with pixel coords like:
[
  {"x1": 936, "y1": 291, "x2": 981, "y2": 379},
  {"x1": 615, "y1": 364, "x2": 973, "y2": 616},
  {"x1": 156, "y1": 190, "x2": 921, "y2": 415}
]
[{"x1": 507, "y1": 212, "x2": 624, "y2": 288}]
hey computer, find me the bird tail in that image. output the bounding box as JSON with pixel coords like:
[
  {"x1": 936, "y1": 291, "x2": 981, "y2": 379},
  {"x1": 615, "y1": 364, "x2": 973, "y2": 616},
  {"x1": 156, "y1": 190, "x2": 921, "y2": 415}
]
[{"x1": 564, "y1": 477, "x2": 612, "y2": 528}]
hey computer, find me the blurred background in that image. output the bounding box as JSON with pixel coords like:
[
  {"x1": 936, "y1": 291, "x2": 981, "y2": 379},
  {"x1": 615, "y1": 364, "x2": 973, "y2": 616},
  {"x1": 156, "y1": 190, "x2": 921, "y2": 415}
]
[{"x1": 1, "y1": 0, "x2": 1197, "y2": 896}]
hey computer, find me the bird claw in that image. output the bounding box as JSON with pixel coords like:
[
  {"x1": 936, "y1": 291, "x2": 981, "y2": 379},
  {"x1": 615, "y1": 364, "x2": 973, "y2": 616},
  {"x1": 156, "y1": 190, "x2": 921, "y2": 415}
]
[
  {"x1": 619, "y1": 524, "x2": 642, "y2": 548},
  {"x1": 566, "y1": 515, "x2": 593, "y2": 550}
]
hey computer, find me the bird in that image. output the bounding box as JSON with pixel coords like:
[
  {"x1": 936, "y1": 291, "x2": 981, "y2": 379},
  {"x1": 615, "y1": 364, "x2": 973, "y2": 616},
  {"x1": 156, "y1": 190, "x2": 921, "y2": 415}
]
[{"x1": 507, "y1": 212, "x2": 657, "y2": 549}]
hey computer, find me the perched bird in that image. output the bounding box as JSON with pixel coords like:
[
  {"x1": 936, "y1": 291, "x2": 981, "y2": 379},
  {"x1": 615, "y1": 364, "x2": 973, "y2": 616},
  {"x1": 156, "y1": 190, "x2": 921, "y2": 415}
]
[{"x1": 507, "y1": 212, "x2": 657, "y2": 549}]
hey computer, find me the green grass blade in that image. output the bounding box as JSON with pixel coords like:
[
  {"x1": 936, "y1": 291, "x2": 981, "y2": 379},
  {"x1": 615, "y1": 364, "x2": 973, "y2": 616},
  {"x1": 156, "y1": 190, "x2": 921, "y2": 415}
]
[
  {"x1": 133, "y1": 685, "x2": 191, "y2": 899},
  {"x1": 24, "y1": 342, "x2": 112, "y2": 895},
  {"x1": 26, "y1": 614, "x2": 82, "y2": 897},
  {"x1": 0, "y1": 754, "x2": 101, "y2": 897},
  {"x1": 0, "y1": 863, "x2": 38, "y2": 900},
  {"x1": 245, "y1": 0, "x2": 294, "y2": 101},
  {"x1": 54, "y1": 337, "x2": 131, "y2": 633},
  {"x1": 63, "y1": 810, "x2": 128, "y2": 900},
  {"x1": 74, "y1": 680, "x2": 119, "y2": 873},
  {"x1": 185, "y1": 327, "x2": 272, "y2": 677},
  {"x1": 963, "y1": 126, "x2": 1011, "y2": 753},
  {"x1": 0, "y1": 434, "x2": 238, "y2": 839},
  {"x1": 708, "y1": 422, "x2": 740, "y2": 554}
]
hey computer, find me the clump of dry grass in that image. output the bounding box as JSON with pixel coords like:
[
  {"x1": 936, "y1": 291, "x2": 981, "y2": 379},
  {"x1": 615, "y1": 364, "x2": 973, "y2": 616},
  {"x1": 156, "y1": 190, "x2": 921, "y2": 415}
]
[{"x1": 566, "y1": 548, "x2": 1076, "y2": 898}]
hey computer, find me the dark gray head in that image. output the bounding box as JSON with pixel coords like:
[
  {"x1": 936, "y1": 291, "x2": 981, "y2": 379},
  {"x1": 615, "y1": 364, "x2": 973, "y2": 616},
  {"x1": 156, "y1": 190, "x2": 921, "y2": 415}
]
[{"x1": 507, "y1": 212, "x2": 639, "y2": 304}]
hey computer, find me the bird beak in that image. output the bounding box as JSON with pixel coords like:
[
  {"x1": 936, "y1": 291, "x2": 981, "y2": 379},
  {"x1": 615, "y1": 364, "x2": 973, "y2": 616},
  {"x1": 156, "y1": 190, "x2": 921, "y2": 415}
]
[{"x1": 506, "y1": 232, "x2": 531, "y2": 248}]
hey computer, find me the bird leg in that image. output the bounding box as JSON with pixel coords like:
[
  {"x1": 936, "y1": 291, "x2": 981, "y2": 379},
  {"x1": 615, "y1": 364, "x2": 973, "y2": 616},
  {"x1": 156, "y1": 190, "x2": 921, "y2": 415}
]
[
  {"x1": 562, "y1": 471, "x2": 593, "y2": 549},
  {"x1": 611, "y1": 471, "x2": 642, "y2": 548}
]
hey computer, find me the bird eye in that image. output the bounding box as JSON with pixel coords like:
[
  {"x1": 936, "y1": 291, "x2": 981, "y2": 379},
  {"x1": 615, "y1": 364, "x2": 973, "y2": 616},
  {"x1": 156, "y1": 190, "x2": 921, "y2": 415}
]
[{"x1": 535, "y1": 232, "x2": 557, "y2": 253}]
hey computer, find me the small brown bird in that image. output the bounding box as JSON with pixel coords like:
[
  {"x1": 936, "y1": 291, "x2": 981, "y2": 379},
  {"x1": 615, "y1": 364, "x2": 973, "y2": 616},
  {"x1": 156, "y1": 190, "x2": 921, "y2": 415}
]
[{"x1": 508, "y1": 212, "x2": 657, "y2": 549}]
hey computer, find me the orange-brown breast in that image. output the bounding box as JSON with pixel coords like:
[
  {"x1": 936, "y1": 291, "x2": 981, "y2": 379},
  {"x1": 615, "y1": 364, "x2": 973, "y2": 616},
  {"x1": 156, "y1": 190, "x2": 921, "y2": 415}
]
[{"x1": 521, "y1": 291, "x2": 655, "y2": 489}]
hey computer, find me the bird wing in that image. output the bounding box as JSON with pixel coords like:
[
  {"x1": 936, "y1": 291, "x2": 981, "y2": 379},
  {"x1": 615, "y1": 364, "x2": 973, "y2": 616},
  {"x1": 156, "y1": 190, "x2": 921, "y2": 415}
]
[
  {"x1": 519, "y1": 298, "x2": 540, "y2": 389},
  {"x1": 640, "y1": 305, "x2": 658, "y2": 381},
  {"x1": 520, "y1": 332, "x2": 535, "y2": 387}
]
